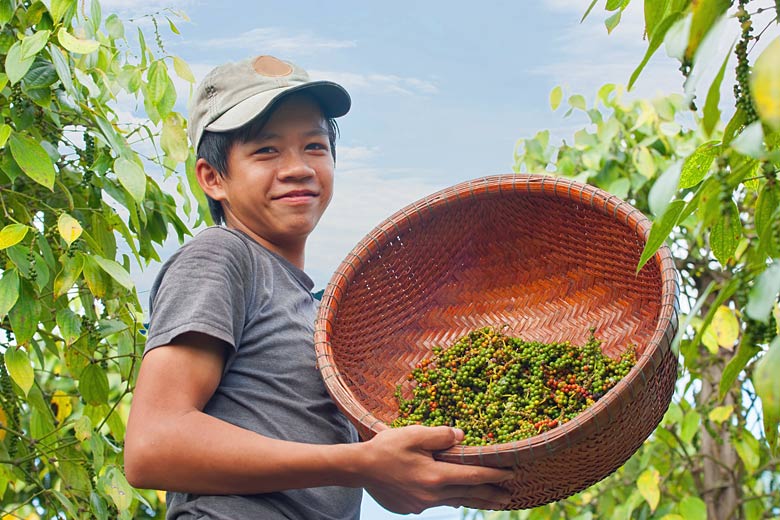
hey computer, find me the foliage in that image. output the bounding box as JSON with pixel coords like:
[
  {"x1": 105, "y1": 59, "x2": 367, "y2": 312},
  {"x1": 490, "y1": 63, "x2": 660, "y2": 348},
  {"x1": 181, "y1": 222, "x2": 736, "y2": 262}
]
[
  {"x1": 0, "y1": 1, "x2": 199, "y2": 518},
  {"x1": 471, "y1": 1, "x2": 780, "y2": 519}
]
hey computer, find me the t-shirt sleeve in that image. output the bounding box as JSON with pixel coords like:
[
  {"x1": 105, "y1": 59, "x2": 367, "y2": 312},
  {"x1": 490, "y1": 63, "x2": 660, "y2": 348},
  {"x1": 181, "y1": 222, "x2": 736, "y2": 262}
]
[{"x1": 144, "y1": 229, "x2": 254, "y2": 355}]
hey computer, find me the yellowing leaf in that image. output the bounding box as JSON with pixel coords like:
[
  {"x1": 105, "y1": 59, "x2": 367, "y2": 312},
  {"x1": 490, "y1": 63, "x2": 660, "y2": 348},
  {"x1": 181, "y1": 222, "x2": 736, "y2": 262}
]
[
  {"x1": 173, "y1": 56, "x2": 194, "y2": 83},
  {"x1": 710, "y1": 305, "x2": 739, "y2": 349},
  {"x1": 0, "y1": 124, "x2": 11, "y2": 147},
  {"x1": 50, "y1": 390, "x2": 73, "y2": 423},
  {"x1": 0, "y1": 224, "x2": 28, "y2": 250},
  {"x1": 634, "y1": 147, "x2": 655, "y2": 178},
  {"x1": 57, "y1": 28, "x2": 100, "y2": 55},
  {"x1": 549, "y1": 86, "x2": 563, "y2": 111},
  {"x1": 754, "y1": 336, "x2": 780, "y2": 450},
  {"x1": 637, "y1": 468, "x2": 660, "y2": 511},
  {"x1": 5, "y1": 345, "x2": 34, "y2": 396},
  {"x1": 57, "y1": 213, "x2": 82, "y2": 246},
  {"x1": 161, "y1": 113, "x2": 189, "y2": 163},
  {"x1": 0, "y1": 406, "x2": 7, "y2": 441},
  {"x1": 73, "y1": 415, "x2": 92, "y2": 441},
  {"x1": 751, "y1": 36, "x2": 780, "y2": 130},
  {"x1": 708, "y1": 405, "x2": 733, "y2": 423}
]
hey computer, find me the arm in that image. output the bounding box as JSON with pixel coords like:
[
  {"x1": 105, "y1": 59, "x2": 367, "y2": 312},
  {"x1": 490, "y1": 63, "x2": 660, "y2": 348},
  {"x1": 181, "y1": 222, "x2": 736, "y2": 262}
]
[{"x1": 125, "y1": 332, "x2": 513, "y2": 513}]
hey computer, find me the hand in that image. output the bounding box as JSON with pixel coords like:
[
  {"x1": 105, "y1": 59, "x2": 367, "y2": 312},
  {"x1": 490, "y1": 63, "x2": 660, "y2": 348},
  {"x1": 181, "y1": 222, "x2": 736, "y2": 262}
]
[{"x1": 361, "y1": 425, "x2": 514, "y2": 514}]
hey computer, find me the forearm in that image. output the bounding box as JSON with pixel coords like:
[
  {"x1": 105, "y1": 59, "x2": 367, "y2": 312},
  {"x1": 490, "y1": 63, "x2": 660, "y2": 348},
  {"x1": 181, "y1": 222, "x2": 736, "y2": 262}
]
[{"x1": 125, "y1": 408, "x2": 366, "y2": 494}]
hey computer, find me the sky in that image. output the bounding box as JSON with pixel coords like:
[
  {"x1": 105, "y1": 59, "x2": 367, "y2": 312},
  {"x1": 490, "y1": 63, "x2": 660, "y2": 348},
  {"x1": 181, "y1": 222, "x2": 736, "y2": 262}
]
[{"x1": 95, "y1": 0, "x2": 750, "y2": 518}]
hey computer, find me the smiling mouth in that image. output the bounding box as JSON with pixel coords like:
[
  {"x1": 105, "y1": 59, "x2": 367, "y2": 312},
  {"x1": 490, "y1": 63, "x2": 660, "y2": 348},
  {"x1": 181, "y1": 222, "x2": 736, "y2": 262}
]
[{"x1": 273, "y1": 190, "x2": 318, "y2": 200}]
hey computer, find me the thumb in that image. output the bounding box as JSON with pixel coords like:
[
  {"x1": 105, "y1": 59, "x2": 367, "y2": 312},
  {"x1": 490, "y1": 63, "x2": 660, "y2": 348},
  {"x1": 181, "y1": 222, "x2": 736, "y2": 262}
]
[{"x1": 412, "y1": 426, "x2": 464, "y2": 452}]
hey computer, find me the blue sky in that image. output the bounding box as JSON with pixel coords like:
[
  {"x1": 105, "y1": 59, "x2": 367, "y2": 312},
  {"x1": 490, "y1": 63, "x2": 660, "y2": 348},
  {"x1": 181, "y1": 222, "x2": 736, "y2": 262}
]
[{"x1": 101, "y1": 1, "x2": 698, "y2": 518}]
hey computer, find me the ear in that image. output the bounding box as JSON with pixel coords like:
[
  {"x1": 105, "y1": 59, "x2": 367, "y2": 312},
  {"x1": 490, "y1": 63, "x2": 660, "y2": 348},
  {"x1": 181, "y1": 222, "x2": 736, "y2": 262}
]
[{"x1": 195, "y1": 158, "x2": 227, "y2": 201}]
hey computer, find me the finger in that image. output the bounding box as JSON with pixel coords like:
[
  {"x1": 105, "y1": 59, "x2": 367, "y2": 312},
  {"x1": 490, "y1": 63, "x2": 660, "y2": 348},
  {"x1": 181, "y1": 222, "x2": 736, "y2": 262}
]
[
  {"x1": 406, "y1": 425, "x2": 463, "y2": 452},
  {"x1": 439, "y1": 483, "x2": 512, "y2": 504},
  {"x1": 439, "y1": 497, "x2": 510, "y2": 511},
  {"x1": 433, "y1": 462, "x2": 515, "y2": 485}
]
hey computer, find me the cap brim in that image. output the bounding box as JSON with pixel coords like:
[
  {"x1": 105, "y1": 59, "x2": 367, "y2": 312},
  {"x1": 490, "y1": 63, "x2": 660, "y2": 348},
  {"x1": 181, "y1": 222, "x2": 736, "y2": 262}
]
[{"x1": 206, "y1": 81, "x2": 351, "y2": 133}]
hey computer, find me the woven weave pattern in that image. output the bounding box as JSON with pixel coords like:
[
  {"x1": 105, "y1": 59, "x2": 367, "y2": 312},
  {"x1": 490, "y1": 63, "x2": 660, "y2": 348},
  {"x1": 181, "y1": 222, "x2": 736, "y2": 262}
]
[{"x1": 315, "y1": 175, "x2": 679, "y2": 509}]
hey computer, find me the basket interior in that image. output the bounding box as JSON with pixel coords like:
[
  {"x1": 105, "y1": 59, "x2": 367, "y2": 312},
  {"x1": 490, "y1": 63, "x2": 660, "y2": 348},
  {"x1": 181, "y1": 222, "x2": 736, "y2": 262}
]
[{"x1": 328, "y1": 190, "x2": 662, "y2": 425}]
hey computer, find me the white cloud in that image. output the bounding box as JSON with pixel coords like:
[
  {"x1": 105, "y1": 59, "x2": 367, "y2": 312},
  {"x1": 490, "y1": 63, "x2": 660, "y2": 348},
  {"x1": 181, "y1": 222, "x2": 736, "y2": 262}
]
[
  {"x1": 309, "y1": 70, "x2": 438, "y2": 96},
  {"x1": 195, "y1": 27, "x2": 356, "y2": 54}
]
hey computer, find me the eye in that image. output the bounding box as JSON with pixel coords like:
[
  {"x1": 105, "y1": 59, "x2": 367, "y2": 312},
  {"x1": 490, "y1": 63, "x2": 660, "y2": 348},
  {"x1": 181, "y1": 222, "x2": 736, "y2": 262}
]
[
  {"x1": 306, "y1": 142, "x2": 329, "y2": 151},
  {"x1": 254, "y1": 146, "x2": 277, "y2": 155}
]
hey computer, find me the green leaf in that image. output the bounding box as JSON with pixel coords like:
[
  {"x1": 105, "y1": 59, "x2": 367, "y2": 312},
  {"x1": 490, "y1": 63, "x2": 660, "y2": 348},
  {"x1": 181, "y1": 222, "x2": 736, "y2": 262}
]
[
  {"x1": 9, "y1": 280, "x2": 41, "y2": 345},
  {"x1": 57, "y1": 28, "x2": 100, "y2": 54},
  {"x1": 0, "y1": 223, "x2": 29, "y2": 250},
  {"x1": 703, "y1": 46, "x2": 731, "y2": 136},
  {"x1": 680, "y1": 409, "x2": 700, "y2": 443},
  {"x1": 9, "y1": 133, "x2": 56, "y2": 190},
  {"x1": 105, "y1": 13, "x2": 125, "y2": 39},
  {"x1": 756, "y1": 184, "x2": 780, "y2": 257},
  {"x1": 720, "y1": 334, "x2": 761, "y2": 399},
  {"x1": 20, "y1": 30, "x2": 50, "y2": 60},
  {"x1": 750, "y1": 35, "x2": 780, "y2": 131},
  {"x1": 173, "y1": 56, "x2": 194, "y2": 83},
  {"x1": 723, "y1": 107, "x2": 746, "y2": 147},
  {"x1": 0, "y1": 269, "x2": 19, "y2": 318},
  {"x1": 710, "y1": 203, "x2": 741, "y2": 266},
  {"x1": 79, "y1": 364, "x2": 109, "y2": 405},
  {"x1": 708, "y1": 405, "x2": 732, "y2": 423},
  {"x1": 606, "y1": 0, "x2": 624, "y2": 10},
  {"x1": 53, "y1": 253, "x2": 84, "y2": 299},
  {"x1": 161, "y1": 113, "x2": 189, "y2": 163},
  {"x1": 147, "y1": 61, "x2": 168, "y2": 103},
  {"x1": 549, "y1": 86, "x2": 563, "y2": 111},
  {"x1": 22, "y1": 59, "x2": 57, "y2": 90},
  {"x1": 710, "y1": 305, "x2": 739, "y2": 350},
  {"x1": 605, "y1": 11, "x2": 622, "y2": 34},
  {"x1": 49, "y1": 44, "x2": 76, "y2": 99},
  {"x1": 167, "y1": 17, "x2": 180, "y2": 35},
  {"x1": 730, "y1": 121, "x2": 765, "y2": 158},
  {"x1": 56, "y1": 308, "x2": 81, "y2": 346},
  {"x1": 746, "y1": 262, "x2": 780, "y2": 322},
  {"x1": 648, "y1": 161, "x2": 681, "y2": 216},
  {"x1": 50, "y1": 0, "x2": 76, "y2": 23},
  {"x1": 630, "y1": 12, "x2": 683, "y2": 90},
  {"x1": 580, "y1": 0, "x2": 599, "y2": 22},
  {"x1": 734, "y1": 432, "x2": 761, "y2": 473},
  {"x1": 113, "y1": 156, "x2": 146, "y2": 202},
  {"x1": 93, "y1": 255, "x2": 134, "y2": 291},
  {"x1": 754, "y1": 336, "x2": 780, "y2": 452},
  {"x1": 4, "y1": 345, "x2": 34, "y2": 396},
  {"x1": 569, "y1": 94, "x2": 586, "y2": 111},
  {"x1": 679, "y1": 141, "x2": 719, "y2": 189},
  {"x1": 0, "y1": 124, "x2": 11, "y2": 148},
  {"x1": 5, "y1": 41, "x2": 35, "y2": 85},
  {"x1": 637, "y1": 200, "x2": 685, "y2": 273},
  {"x1": 633, "y1": 147, "x2": 655, "y2": 178},
  {"x1": 0, "y1": 0, "x2": 13, "y2": 25},
  {"x1": 679, "y1": 496, "x2": 707, "y2": 520},
  {"x1": 685, "y1": 0, "x2": 729, "y2": 60},
  {"x1": 645, "y1": 0, "x2": 670, "y2": 38},
  {"x1": 637, "y1": 468, "x2": 660, "y2": 511}
]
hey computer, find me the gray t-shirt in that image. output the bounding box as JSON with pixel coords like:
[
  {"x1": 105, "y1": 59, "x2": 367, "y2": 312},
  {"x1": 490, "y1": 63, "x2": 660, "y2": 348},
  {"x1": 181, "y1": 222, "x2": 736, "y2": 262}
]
[{"x1": 144, "y1": 226, "x2": 361, "y2": 520}]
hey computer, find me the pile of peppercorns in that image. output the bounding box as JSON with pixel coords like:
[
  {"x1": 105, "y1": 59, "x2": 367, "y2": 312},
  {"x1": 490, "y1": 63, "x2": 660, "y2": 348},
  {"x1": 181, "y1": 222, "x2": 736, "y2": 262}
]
[{"x1": 392, "y1": 326, "x2": 636, "y2": 446}]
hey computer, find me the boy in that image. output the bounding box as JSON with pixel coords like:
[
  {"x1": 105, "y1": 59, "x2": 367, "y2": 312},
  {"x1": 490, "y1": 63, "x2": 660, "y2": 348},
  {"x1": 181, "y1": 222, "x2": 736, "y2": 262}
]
[{"x1": 125, "y1": 55, "x2": 512, "y2": 519}]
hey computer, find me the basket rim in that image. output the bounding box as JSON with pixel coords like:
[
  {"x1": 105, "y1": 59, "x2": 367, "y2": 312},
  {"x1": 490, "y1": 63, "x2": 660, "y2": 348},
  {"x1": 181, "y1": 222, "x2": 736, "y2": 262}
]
[{"x1": 314, "y1": 173, "x2": 680, "y2": 460}]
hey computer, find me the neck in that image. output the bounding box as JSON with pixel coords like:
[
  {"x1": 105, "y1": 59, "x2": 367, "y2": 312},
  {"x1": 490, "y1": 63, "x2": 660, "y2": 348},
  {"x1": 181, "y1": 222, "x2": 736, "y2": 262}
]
[{"x1": 224, "y1": 220, "x2": 306, "y2": 270}]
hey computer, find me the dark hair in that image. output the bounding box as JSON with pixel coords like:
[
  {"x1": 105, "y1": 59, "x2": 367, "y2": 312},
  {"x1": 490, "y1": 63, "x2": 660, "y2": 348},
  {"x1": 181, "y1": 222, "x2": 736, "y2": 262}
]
[{"x1": 196, "y1": 94, "x2": 339, "y2": 225}]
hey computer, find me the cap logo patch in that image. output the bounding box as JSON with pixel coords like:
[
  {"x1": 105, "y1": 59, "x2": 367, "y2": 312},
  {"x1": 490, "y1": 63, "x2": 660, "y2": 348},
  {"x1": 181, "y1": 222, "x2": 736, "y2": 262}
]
[{"x1": 253, "y1": 55, "x2": 293, "y2": 77}]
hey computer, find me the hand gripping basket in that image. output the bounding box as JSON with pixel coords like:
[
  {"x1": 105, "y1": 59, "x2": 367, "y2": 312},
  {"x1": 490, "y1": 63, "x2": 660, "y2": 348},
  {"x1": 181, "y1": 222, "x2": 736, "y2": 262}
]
[{"x1": 314, "y1": 174, "x2": 679, "y2": 509}]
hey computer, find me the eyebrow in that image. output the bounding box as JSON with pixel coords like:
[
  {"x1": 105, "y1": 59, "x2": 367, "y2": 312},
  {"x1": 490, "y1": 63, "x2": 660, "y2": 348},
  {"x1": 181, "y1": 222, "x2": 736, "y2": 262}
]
[{"x1": 254, "y1": 127, "x2": 329, "y2": 141}]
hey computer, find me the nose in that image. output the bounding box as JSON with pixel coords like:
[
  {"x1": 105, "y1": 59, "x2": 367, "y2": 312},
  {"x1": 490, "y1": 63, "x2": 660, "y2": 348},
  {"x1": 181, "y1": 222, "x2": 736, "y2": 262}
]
[{"x1": 277, "y1": 150, "x2": 315, "y2": 181}]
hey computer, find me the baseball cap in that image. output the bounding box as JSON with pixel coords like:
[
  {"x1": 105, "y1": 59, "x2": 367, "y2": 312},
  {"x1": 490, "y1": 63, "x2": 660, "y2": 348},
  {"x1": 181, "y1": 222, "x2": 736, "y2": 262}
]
[{"x1": 188, "y1": 55, "x2": 351, "y2": 151}]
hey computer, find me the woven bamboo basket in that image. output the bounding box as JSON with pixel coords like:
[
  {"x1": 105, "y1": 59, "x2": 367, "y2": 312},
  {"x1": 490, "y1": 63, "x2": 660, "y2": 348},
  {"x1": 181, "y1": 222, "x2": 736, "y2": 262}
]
[{"x1": 314, "y1": 174, "x2": 679, "y2": 509}]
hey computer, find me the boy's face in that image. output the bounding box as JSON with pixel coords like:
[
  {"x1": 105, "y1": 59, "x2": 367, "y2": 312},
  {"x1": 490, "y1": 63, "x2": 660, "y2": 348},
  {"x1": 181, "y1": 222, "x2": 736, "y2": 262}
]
[{"x1": 214, "y1": 94, "x2": 334, "y2": 251}]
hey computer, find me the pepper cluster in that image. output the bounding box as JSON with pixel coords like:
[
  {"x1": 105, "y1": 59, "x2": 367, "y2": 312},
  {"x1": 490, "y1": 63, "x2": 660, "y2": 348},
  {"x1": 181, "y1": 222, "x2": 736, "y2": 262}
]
[{"x1": 392, "y1": 327, "x2": 636, "y2": 446}]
